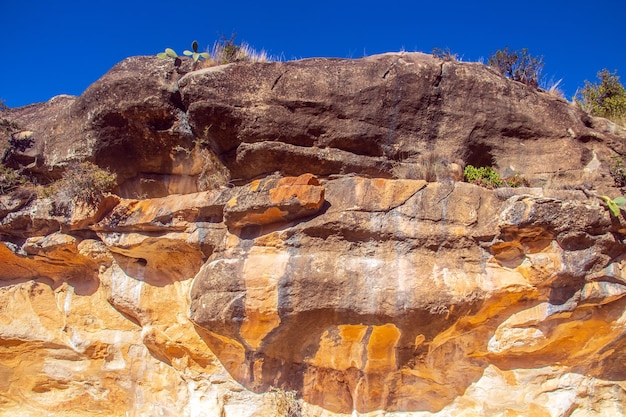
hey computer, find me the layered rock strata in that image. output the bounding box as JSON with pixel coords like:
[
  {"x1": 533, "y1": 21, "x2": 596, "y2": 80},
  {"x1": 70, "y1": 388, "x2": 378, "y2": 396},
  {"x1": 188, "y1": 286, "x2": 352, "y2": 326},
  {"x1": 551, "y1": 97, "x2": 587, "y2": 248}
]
[{"x1": 1, "y1": 52, "x2": 626, "y2": 416}]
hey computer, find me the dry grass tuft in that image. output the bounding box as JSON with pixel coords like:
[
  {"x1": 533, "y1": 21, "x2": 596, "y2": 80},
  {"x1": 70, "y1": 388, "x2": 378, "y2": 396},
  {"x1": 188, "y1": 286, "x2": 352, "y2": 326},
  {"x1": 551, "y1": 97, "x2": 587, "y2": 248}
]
[
  {"x1": 270, "y1": 387, "x2": 301, "y2": 417},
  {"x1": 393, "y1": 152, "x2": 463, "y2": 182},
  {"x1": 543, "y1": 78, "x2": 565, "y2": 98},
  {"x1": 194, "y1": 37, "x2": 276, "y2": 70}
]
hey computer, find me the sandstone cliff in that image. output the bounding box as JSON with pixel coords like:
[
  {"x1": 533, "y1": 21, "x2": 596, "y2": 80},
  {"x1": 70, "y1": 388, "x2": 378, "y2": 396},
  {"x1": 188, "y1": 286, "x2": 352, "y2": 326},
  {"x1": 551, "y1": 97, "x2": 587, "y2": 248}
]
[{"x1": 1, "y1": 52, "x2": 626, "y2": 416}]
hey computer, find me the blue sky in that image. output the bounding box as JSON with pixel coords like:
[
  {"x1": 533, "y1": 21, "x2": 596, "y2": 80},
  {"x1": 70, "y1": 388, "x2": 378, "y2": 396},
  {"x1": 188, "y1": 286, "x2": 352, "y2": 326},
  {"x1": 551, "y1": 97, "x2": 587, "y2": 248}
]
[{"x1": 1, "y1": 0, "x2": 625, "y2": 108}]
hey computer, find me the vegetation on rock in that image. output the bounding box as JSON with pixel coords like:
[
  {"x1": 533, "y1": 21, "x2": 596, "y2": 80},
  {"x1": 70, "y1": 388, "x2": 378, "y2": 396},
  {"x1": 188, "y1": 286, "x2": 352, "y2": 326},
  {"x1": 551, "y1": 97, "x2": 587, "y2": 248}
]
[
  {"x1": 464, "y1": 165, "x2": 503, "y2": 188},
  {"x1": 576, "y1": 69, "x2": 626, "y2": 125},
  {"x1": 0, "y1": 118, "x2": 19, "y2": 136},
  {"x1": 464, "y1": 165, "x2": 528, "y2": 189},
  {"x1": 502, "y1": 173, "x2": 530, "y2": 188},
  {"x1": 432, "y1": 47, "x2": 458, "y2": 61},
  {"x1": 599, "y1": 195, "x2": 626, "y2": 217},
  {"x1": 157, "y1": 36, "x2": 271, "y2": 71},
  {"x1": 156, "y1": 47, "x2": 178, "y2": 60},
  {"x1": 488, "y1": 46, "x2": 544, "y2": 88},
  {"x1": 608, "y1": 154, "x2": 626, "y2": 188},
  {"x1": 183, "y1": 40, "x2": 210, "y2": 63},
  {"x1": 49, "y1": 161, "x2": 116, "y2": 205},
  {"x1": 157, "y1": 41, "x2": 210, "y2": 69},
  {"x1": 0, "y1": 164, "x2": 26, "y2": 194},
  {"x1": 211, "y1": 34, "x2": 271, "y2": 64}
]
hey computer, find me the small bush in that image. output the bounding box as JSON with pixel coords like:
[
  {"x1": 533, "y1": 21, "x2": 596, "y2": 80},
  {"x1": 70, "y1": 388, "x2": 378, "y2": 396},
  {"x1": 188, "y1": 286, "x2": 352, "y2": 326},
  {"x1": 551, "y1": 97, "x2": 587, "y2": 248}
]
[
  {"x1": 211, "y1": 34, "x2": 271, "y2": 64},
  {"x1": 52, "y1": 162, "x2": 116, "y2": 205},
  {"x1": 488, "y1": 47, "x2": 544, "y2": 88},
  {"x1": 197, "y1": 147, "x2": 230, "y2": 191},
  {"x1": 415, "y1": 152, "x2": 442, "y2": 182},
  {"x1": 432, "y1": 47, "x2": 458, "y2": 61},
  {"x1": 575, "y1": 69, "x2": 626, "y2": 125},
  {"x1": 464, "y1": 165, "x2": 529, "y2": 189},
  {"x1": 541, "y1": 77, "x2": 565, "y2": 98},
  {"x1": 393, "y1": 152, "x2": 463, "y2": 182},
  {"x1": 0, "y1": 118, "x2": 20, "y2": 136},
  {"x1": 0, "y1": 164, "x2": 26, "y2": 194},
  {"x1": 464, "y1": 165, "x2": 502, "y2": 188},
  {"x1": 608, "y1": 154, "x2": 626, "y2": 188},
  {"x1": 464, "y1": 165, "x2": 528, "y2": 189},
  {"x1": 503, "y1": 174, "x2": 530, "y2": 188}
]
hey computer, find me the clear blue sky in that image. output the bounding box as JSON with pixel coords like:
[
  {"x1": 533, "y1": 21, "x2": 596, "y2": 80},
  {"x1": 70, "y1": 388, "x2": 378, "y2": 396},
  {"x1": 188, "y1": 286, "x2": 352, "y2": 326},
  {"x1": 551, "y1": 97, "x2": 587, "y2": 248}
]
[{"x1": 1, "y1": 0, "x2": 625, "y2": 108}]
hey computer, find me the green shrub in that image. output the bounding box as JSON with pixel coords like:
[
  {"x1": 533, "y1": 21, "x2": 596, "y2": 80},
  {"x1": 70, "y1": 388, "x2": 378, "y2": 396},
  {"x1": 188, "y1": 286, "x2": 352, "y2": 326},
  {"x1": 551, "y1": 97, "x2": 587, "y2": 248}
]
[
  {"x1": 463, "y1": 165, "x2": 528, "y2": 189},
  {"x1": 575, "y1": 69, "x2": 626, "y2": 125},
  {"x1": 52, "y1": 162, "x2": 116, "y2": 205},
  {"x1": 488, "y1": 47, "x2": 544, "y2": 88},
  {"x1": 464, "y1": 165, "x2": 503, "y2": 188}
]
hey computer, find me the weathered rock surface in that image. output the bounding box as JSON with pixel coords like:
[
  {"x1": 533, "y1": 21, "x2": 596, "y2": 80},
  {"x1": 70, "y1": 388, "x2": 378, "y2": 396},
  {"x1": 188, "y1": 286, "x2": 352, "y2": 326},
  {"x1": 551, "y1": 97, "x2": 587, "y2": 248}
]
[
  {"x1": 1, "y1": 52, "x2": 626, "y2": 416},
  {"x1": 223, "y1": 173, "x2": 325, "y2": 230},
  {"x1": 4, "y1": 52, "x2": 626, "y2": 197},
  {"x1": 190, "y1": 179, "x2": 626, "y2": 414}
]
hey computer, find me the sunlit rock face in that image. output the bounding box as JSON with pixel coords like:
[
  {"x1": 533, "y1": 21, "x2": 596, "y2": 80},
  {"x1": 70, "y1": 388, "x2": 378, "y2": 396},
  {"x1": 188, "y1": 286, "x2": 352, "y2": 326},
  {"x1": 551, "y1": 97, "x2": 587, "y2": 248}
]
[
  {"x1": 1, "y1": 52, "x2": 626, "y2": 416},
  {"x1": 189, "y1": 178, "x2": 626, "y2": 414}
]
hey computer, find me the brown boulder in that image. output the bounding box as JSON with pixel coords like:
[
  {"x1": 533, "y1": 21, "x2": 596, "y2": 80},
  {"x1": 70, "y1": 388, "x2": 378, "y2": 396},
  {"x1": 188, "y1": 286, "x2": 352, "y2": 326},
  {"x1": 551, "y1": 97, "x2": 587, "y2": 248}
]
[
  {"x1": 178, "y1": 53, "x2": 626, "y2": 189},
  {"x1": 2, "y1": 57, "x2": 200, "y2": 196}
]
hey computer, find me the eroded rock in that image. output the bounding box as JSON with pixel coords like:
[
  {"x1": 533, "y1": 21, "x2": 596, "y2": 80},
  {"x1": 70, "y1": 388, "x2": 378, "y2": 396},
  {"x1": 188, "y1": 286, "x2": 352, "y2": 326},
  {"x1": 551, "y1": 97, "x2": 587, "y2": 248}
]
[
  {"x1": 223, "y1": 173, "x2": 325, "y2": 230},
  {"x1": 1, "y1": 51, "x2": 626, "y2": 416},
  {"x1": 189, "y1": 179, "x2": 626, "y2": 414}
]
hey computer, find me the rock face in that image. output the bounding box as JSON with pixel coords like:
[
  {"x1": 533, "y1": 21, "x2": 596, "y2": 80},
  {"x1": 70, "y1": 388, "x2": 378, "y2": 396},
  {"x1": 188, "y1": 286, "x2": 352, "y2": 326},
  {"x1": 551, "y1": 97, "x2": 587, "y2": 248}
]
[{"x1": 1, "y1": 52, "x2": 626, "y2": 416}]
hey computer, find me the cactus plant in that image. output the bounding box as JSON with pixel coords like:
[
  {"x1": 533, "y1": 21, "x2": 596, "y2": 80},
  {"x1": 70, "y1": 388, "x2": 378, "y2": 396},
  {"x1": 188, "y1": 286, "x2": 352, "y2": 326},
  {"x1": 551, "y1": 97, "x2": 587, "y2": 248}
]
[
  {"x1": 599, "y1": 195, "x2": 626, "y2": 217},
  {"x1": 183, "y1": 41, "x2": 210, "y2": 63},
  {"x1": 157, "y1": 48, "x2": 178, "y2": 60}
]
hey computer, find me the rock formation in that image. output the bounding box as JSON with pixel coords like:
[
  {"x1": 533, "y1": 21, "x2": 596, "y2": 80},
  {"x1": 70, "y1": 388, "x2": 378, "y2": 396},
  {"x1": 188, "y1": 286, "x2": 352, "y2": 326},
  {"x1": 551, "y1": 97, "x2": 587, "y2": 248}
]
[{"x1": 1, "y1": 52, "x2": 626, "y2": 416}]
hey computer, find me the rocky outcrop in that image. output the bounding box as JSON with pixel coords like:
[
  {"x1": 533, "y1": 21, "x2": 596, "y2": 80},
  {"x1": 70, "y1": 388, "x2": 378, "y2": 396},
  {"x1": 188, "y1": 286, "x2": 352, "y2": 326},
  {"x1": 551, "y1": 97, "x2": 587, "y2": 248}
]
[
  {"x1": 190, "y1": 179, "x2": 626, "y2": 414},
  {"x1": 4, "y1": 53, "x2": 626, "y2": 197},
  {"x1": 1, "y1": 52, "x2": 626, "y2": 416}
]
